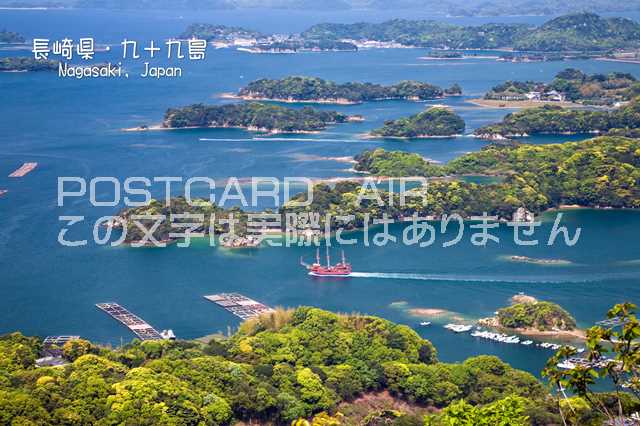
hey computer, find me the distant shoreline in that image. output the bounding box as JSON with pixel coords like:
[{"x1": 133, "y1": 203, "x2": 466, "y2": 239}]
[
  {"x1": 121, "y1": 124, "x2": 321, "y2": 135},
  {"x1": 220, "y1": 93, "x2": 360, "y2": 105},
  {"x1": 362, "y1": 132, "x2": 462, "y2": 139},
  {"x1": 595, "y1": 57, "x2": 640, "y2": 65},
  {"x1": 466, "y1": 98, "x2": 584, "y2": 109}
]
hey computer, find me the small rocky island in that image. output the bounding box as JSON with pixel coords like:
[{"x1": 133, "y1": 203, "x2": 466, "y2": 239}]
[
  {"x1": 234, "y1": 76, "x2": 448, "y2": 104},
  {"x1": 162, "y1": 102, "x2": 361, "y2": 133},
  {"x1": 0, "y1": 30, "x2": 24, "y2": 44},
  {"x1": 479, "y1": 295, "x2": 581, "y2": 338},
  {"x1": 368, "y1": 106, "x2": 465, "y2": 138},
  {"x1": 0, "y1": 57, "x2": 59, "y2": 72}
]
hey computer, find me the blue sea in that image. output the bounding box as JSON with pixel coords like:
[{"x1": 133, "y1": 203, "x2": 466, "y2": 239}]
[{"x1": 1, "y1": 8, "x2": 639, "y2": 377}]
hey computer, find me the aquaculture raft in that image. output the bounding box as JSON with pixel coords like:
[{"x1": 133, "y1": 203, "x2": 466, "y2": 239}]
[
  {"x1": 8, "y1": 162, "x2": 37, "y2": 177},
  {"x1": 96, "y1": 302, "x2": 163, "y2": 340},
  {"x1": 204, "y1": 293, "x2": 275, "y2": 320}
]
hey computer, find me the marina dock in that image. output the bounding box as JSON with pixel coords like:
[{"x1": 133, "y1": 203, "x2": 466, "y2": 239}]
[
  {"x1": 204, "y1": 293, "x2": 275, "y2": 320},
  {"x1": 96, "y1": 303, "x2": 163, "y2": 340},
  {"x1": 9, "y1": 162, "x2": 37, "y2": 178}
]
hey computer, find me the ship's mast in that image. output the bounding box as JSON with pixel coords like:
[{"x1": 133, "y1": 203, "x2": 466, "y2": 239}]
[
  {"x1": 342, "y1": 250, "x2": 346, "y2": 265},
  {"x1": 316, "y1": 248, "x2": 320, "y2": 265},
  {"x1": 326, "y1": 245, "x2": 330, "y2": 267}
]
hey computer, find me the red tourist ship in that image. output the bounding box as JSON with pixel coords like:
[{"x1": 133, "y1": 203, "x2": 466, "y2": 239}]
[{"x1": 301, "y1": 247, "x2": 353, "y2": 277}]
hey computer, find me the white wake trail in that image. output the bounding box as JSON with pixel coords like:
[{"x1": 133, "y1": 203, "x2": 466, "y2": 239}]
[{"x1": 348, "y1": 272, "x2": 597, "y2": 284}]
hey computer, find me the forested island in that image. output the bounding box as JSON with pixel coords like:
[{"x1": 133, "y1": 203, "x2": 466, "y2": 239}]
[
  {"x1": 179, "y1": 13, "x2": 640, "y2": 54},
  {"x1": 0, "y1": 30, "x2": 24, "y2": 43},
  {"x1": 368, "y1": 107, "x2": 465, "y2": 138},
  {"x1": 179, "y1": 23, "x2": 357, "y2": 52},
  {"x1": 179, "y1": 23, "x2": 263, "y2": 41},
  {"x1": 474, "y1": 97, "x2": 640, "y2": 139},
  {"x1": 344, "y1": 135, "x2": 640, "y2": 218},
  {"x1": 302, "y1": 13, "x2": 640, "y2": 52},
  {"x1": 498, "y1": 302, "x2": 576, "y2": 331},
  {"x1": 479, "y1": 295, "x2": 579, "y2": 337},
  {"x1": 162, "y1": 102, "x2": 356, "y2": 133},
  {"x1": 0, "y1": 57, "x2": 58, "y2": 72},
  {"x1": 483, "y1": 68, "x2": 640, "y2": 106},
  {"x1": 113, "y1": 197, "x2": 250, "y2": 245},
  {"x1": 235, "y1": 76, "x2": 446, "y2": 104}
]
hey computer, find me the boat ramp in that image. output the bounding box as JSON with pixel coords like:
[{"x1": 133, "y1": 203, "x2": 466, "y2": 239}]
[
  {"x1": 96, "y1": 303, "x2": 164, "y2": 340},
  {"x1": 204, "y1": 293, "x2": 275, "y2": 320}
]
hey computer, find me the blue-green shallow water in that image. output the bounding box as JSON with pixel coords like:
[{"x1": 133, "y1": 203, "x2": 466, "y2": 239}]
[{"x1": 1, "y1": 9, "x2": 640, "y2": 377}]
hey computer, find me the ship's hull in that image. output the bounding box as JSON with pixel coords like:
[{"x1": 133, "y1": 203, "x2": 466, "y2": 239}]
[{"x1": 308, "y1": 271, "x2": 352, "y2": 278}]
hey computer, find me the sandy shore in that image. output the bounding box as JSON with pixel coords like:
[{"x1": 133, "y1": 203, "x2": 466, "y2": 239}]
[
  {"x1": 289, "y1": 153, "x2": 356, "y2": 163},
  {"x1": 121, "y1": 124, "x2": 322, "y2": 135},
  {"x1": 361, "y1": 133, "x2": 462, "y2": 140},
  {"x1": 407, "y1": 308, "x2": 448, "y2": 317},
  {"x1": 466, "y1": 98, "x2": 583, "y2": 109},
  {"x1": 595, "y1": 57, "x2": 640, "y2": 65},
  {"x1": 478, "y1": 317, "x2": 586, "y2": 340},
  {"x1": 121, "y1": 124, "x2": 167, "y2": 132},
  {"x1": 219, "y1": 93, "x2": 360, "y2": 105}
]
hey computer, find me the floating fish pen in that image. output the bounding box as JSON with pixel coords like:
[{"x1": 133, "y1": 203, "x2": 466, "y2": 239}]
[
  {"x1": 96, "y1": 303, "x2": 163, "y2": 340},
  {"x1": 9, "y1": 162, "x2": 37, "y2": 178},
  {"x1": 204, "y1": 293, "x2": 275, "y2": 320}
]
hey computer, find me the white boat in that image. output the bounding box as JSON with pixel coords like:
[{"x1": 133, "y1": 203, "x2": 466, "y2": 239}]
[
  {"x1": 419, "y1": 321, "x2": 432, "y2": 326},
  {"x1": 521, "y1": 340, "x2": 533, "y2": 345},
  {"x1": 444, "y1": 324, "x2": 473, "y2": 333},
  {"x1": 557, "y1": 360, "x2": 577, "y2": 370}
]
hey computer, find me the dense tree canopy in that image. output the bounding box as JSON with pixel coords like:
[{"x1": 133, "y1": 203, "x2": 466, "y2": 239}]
[
  {"x1": 475, "y1": 98, "x2": 640, "y2": 137},
  {"x1": 302, "y1": 13, "x2": 640, "y2": 52},
  {"x1": 485, "y1": 69, "x2": 639, "y2": 106},
  {"x1": 0, "y1": 308, "x2": 557, "y2": 425},
  {"x1": 238, "y1": 76, "x2": 444, "y2": 103},
  {"x1": 369, "y1": 107, "x2": 465, "y2": 138},
  {"x1": 353, "y1": 136, "x2": 640, "y2": 215},
  {"x1": 497, "y1": 301, "x2": 577, "y2": 331},
  {"x1": 163, "y1": 102, "x2": 351, "y2": 132}
]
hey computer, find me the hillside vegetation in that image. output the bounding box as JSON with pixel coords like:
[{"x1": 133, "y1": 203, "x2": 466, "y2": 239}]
[
  {"x1": 497, "y1": 301, "x2": 577, "y2": 331},
  {"x1": 475, "y1": 98, "x2": 640, "y2": 138},
  {"x1": 0, "y1": 307, "x2": 556, "y2": 425},
  {"x1": 162, "y1": 102, "x2": 351, "y2": 133},
  {"x1": 238, "y1": 76, "x2": 445, "y2": 103},
  {"x1": 303, "y1": 13, "x2": 640, "y2": 52},
  {"x1": 485, "y1": 68, "x2": 640, "y2": 106},
  {"x1": 351, "y1": 136, "x2": 640, "y2": 213},
  {"x1": 369, "y1": 107, "x2": 465, "y2": 138}
]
